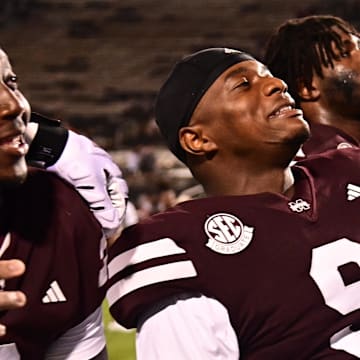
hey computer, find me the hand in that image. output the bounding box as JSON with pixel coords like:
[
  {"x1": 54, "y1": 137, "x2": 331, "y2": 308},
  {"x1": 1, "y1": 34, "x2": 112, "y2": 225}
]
[
  {"x1": 0, "y1": 259, "x2": 27, "y2": 336},
  {"x1": 25, "y1": 114, "x2": 129, "y2": 240},
  {"x1": 47, "y1": 131, "x2": 128, "y2": 239}
]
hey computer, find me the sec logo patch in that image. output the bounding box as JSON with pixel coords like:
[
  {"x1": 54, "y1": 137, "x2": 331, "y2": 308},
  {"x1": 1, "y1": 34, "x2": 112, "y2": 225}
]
[{"x1": 204, "y1": 213, "x2": 254, "y2": 254}]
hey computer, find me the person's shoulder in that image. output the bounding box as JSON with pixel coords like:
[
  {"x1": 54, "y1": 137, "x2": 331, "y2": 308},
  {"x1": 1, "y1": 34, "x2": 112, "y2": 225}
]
[
  {"x1": 9, "y1": 168, "x2": 99, "y2": 233},
  {"x1": 106, "y1": 195, "x2": 264, "y2": 329},
  {"x1": 300, "y1": 146, "x2": 359, "y2": 163},
  {"x1": 107, "y1": 202, "x2": 202, "y2": 329},
  {"x1": 115, "y1": 202, "x2": 194, "y2": 246},
  {"x1": 108, "y1": 195, "x2": 257, "y2": 281},
  {"x1": 302, "y1": 123, "x2": 359, "y2": 157},
  {"x1": 296, "y1": 147, "x2": 360, "y2": 177},
  {"x1": 117, "y1": 196, "x2": 250, "y2": 246},
  {"x1": 25, "y1": 167, "x2": 80, "y2": 193},
  {"x1": 23, "y1": 167, "x2": 90, "y2": 207}
]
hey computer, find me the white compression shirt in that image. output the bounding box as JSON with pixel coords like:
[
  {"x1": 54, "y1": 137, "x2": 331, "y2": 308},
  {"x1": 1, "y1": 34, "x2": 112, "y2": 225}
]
[
  {"x1": 136, "y1": 294, "x2": 239, "y2": 360},
  {"x1": 45, "y1": 306, "x2": 106, "y2": 359}
]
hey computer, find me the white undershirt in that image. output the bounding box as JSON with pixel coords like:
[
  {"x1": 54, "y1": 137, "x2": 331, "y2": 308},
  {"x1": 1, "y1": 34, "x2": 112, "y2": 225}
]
[
  {"x1": 136, "y1": 294, "x2": 239, "y2": 359},
  {"x1": 45, "y1": 306, "x2": 106, "y2": 359}
]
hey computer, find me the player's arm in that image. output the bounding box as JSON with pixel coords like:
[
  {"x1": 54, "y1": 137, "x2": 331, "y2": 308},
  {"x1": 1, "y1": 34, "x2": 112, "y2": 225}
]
[
  {"x1": 136, "y1": 293, "x2": 239, "y2": 359},
  {"x1": 25, "y1": 112, "x2": 128, "y2": 242},
  {"x1": 0, "y1": 260, "x2": 26, "y2": 335}
]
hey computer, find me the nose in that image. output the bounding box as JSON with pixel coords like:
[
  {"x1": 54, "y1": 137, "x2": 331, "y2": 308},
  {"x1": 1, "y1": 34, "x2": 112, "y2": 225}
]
[
  {"x1": 0, "y1": 83, "x2": 27, "y2": 122},
  {"x1": 262, "y1": 76, "x2": 288, "y2": 96}
]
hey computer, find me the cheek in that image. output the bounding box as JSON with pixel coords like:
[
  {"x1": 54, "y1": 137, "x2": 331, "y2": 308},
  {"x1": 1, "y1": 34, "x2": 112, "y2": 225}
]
[
  {"x1": 18, "y1": 93, "x2": 31, "y2": 123},
  {"x1": 214, "y1": 102, "x2": 263, "y2": 146},
  {"x1": 322, "y1": 74, "x2": 358, "y2": 104},
  {"x1": 222, "y1": 120, "x2": 257, "y2": 150}
]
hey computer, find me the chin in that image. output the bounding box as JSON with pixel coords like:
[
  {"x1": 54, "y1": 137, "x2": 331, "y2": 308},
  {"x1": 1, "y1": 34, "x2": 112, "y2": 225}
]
[
  {"x1": 286, "y1": 122, "x2": 311, "y2": 145},
  {"x1": 275, "y1": 129, "x2": 310, "y2": 163},
  {"x1": 294, "y1": 129, "x2": 310, "y2": 145},
  {"x1": 0, "y1": 166, "x2": 28, "y2": 187}
]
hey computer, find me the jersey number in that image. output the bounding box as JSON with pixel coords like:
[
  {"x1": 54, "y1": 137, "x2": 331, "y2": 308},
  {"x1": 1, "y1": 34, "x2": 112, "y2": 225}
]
[{"x1": 310, "y1": 238, "x2": 360, "y2": 356}]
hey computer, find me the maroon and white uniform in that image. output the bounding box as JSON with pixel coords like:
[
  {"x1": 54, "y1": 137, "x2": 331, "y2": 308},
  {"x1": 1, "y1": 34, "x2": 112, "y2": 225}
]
[
  {"x1": 0, "y1": 169, "x2": 107, "y2": 359},
  {"x1": 297, "y1": 123, "x2": 359, "y2": 160},
  {"x1": 107, "y1": 148, "x2": 360, "y2": 359}
]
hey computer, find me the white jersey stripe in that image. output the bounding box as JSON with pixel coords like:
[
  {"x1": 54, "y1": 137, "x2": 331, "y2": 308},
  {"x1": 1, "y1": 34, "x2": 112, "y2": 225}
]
[
  {"x1": 0, "y1": 233, "x2": 11, "y2": 258},
  {"x1": 108, "y1": 238, "x2": 187, "y2": 279},
  {"x1": 107, "y1": 260, "x2": 197, "y2": 306},
  {"x1": 0, "y1": 233, "x2": 11, "y2": 289}
]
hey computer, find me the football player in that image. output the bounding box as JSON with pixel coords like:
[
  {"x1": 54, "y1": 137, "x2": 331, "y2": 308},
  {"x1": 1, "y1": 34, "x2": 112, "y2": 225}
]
[
  {"x1": 0, "y1": 45, "x2": 125, "y2": 359},
  {"x1": 107, "y1": 48, "x2": 360, "y2": 359},
  {"x1": 264, "y1": 15, "x2": 360, "y2": 157}
]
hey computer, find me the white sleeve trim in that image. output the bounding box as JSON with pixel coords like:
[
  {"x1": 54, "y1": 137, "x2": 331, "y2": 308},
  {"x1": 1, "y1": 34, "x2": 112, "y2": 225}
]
[
  {"x1": 136, "y1": 294, "x2": 239, "y2": 359},
  {"x1": 45, "y1": 306, "x2": 106, "y2": 359}
]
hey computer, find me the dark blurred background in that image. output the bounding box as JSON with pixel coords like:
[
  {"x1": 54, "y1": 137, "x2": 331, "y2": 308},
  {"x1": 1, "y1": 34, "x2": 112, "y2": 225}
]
[{"x1": 2, "y1": 0, "x2": 359, "y2": 217}]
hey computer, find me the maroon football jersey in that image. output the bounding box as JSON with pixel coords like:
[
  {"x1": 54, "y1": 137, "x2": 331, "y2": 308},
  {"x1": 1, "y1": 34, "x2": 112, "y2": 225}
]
[
  {"x1": 108, "y1": 148, "x2": 360, "y2": 359},
  {"x1": 0, "y1": 169, "x2": 107, "y2": 359},
  {"x1": 299, "y1": 123, "x2": 359, "y2": 159}
]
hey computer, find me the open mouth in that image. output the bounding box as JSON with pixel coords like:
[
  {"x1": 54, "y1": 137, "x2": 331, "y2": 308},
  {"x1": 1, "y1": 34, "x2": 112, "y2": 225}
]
[
  {"x1": 0, "y1": 134, "x2": 25, "y2": 145},
  {"x1": 0, "y1": 134, "x2": 28, "y2": 155},
  {"x1": 269, "y1": 104, "x2": 303, "y2": 119},
  {"x1": 270, "y1": 105, "x2": 293, "y2": 117}
]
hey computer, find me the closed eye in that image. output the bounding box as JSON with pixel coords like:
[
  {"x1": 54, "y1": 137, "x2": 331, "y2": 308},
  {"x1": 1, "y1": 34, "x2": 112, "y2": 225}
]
[{"x1": 233, "y1": 77, "x2": 250, "y2": 89}]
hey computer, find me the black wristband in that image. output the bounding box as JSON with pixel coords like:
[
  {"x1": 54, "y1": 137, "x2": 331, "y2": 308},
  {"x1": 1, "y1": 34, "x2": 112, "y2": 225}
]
[{"x1": 26, "y1": 120, "x2": 69, "y2": 168}]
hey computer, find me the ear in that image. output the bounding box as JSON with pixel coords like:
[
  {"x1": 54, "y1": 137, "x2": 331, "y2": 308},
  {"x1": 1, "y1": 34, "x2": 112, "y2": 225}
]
[
  {"x1": 297, "y1": 77, "x2": 320, "y2": 101},
  {"x1": 179, "y1": 125, "x2": 218, "y2": 157}
]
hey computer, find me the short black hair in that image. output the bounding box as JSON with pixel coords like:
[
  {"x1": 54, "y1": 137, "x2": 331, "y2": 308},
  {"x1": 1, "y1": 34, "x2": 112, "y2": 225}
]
[{"x1": 263, "y1": 15, "x2": 360, "y2": 104}]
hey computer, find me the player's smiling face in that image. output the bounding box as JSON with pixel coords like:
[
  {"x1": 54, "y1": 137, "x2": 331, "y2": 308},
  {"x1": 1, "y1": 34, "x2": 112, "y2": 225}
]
[
  {"x1": 190, "y1": 60, "x2": 310, "y2": 163},
  {"x1": 0, "y1": 48, "x2": 30, "y2": 186}
]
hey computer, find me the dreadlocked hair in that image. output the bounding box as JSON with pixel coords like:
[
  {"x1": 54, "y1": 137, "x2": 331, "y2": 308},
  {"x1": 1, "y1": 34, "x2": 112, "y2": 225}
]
[{"x1": 263, "y1": 15, "x2": 360, "y2": 105}]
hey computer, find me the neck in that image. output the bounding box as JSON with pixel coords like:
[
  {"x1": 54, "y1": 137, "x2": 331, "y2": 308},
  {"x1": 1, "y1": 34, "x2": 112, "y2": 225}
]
[
  {"x1": 200, "y1": 164, "x2": 294, "y2": 197},
  {"x1": 301, "y1": 101, "x2": 360, "y2": 142}
]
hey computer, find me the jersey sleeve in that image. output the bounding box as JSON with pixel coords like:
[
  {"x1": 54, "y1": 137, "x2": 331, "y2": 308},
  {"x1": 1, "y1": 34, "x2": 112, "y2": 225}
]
[
  {"x1": 106, "y1": 212, "x2": 199, "y2": 329},
  {"x1": 136, "y1": 293, "x2": 239, "y2": 360}
]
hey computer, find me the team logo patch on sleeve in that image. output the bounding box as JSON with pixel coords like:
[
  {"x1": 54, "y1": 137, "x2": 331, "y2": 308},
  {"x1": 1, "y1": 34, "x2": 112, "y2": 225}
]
[{"x1": 204, "y1": 213, "x2": 254, "y2": 254}]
